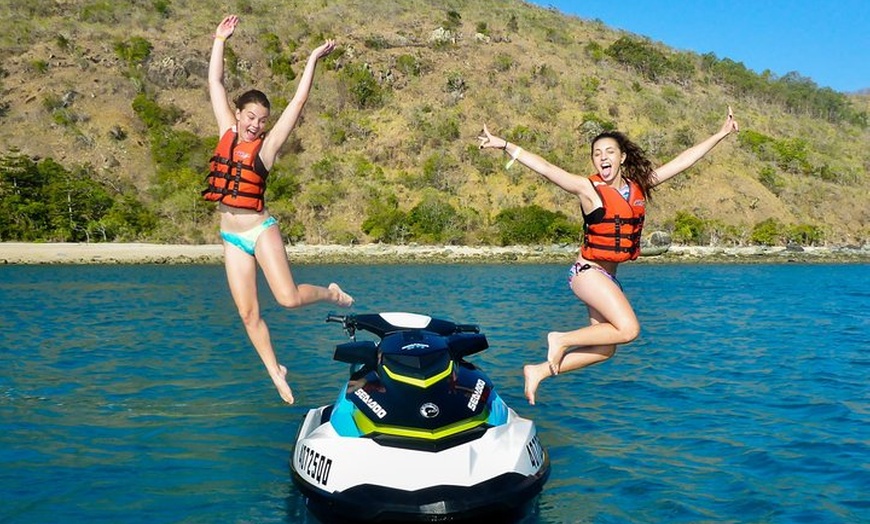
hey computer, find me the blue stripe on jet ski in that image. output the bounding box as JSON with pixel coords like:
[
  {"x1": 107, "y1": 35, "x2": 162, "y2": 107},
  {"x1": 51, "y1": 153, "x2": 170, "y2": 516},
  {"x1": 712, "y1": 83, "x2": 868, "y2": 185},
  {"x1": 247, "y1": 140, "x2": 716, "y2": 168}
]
[
  {"x1": 486, "y1": 391, "x2": 509, "y2": 426},
  {"x1": 330, "y1": 383, "x2": 363, "y2": 437}
]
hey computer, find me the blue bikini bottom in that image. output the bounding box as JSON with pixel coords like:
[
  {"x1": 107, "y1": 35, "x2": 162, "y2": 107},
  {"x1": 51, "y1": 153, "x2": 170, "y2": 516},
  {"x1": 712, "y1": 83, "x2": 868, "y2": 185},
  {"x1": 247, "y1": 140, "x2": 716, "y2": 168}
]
[{"x1": 220, "y1": 216, "x2": 278, "y2": 256}]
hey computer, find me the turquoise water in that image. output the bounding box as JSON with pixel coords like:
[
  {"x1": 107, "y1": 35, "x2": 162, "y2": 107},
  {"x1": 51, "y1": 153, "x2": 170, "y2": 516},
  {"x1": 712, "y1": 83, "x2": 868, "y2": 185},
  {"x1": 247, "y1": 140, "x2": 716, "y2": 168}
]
[{"x1": 1, "y1": 263, "x2": 867, "y2": 523}]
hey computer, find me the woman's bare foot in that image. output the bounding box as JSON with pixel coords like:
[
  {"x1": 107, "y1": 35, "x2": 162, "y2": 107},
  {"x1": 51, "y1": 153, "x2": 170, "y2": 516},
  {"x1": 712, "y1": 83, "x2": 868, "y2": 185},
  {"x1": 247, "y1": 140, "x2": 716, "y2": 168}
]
[
  {"x1": 329, "y1": 283, "x2": 354, "y2": 307},
  {"x1": 523, "y1": 362, "x2": 555, "y2": 406},
  {"x1": 270, "y1": 364, "x2": 295, "y2": 404},
  {"x1": 547, "y1": 332, "x2": 567, "y2": 374}
]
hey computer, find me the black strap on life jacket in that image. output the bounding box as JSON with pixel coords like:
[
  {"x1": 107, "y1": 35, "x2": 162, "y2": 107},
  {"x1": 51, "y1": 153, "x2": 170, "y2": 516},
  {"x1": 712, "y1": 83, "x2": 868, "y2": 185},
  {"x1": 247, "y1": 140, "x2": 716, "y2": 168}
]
[
  {"x1": 202, "y1": 138, "x2": 266, "y2": 198},
  {"x1": 584, "y1": 215, "x2": 644, "y2": 253}
]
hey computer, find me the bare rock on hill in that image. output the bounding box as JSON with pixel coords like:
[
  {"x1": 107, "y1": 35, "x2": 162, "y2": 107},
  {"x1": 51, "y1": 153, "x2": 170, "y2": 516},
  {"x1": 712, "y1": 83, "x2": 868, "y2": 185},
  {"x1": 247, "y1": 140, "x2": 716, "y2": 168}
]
[
  {"x1": 641, "y1": 231, "x2": 672, "y2": 256},
  {"x1": 146, "y1": 54, "x2": 206, "y2": 89},
  {"x1": 648, "y1": 230, "x2": 672, "y2": 247},
  {"x1": 429, "y1": 27, "x2": 457, "y2": 45}
]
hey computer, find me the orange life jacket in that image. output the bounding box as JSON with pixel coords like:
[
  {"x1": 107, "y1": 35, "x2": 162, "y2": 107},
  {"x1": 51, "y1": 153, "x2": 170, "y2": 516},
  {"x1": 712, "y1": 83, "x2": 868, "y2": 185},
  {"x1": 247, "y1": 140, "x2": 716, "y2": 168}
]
[
  {"x1": 581, "y1": 174, "x2": 646, "y2": 262},
  {"x1": 202, "y1": 127, "x2": 268, "y2": 211}
]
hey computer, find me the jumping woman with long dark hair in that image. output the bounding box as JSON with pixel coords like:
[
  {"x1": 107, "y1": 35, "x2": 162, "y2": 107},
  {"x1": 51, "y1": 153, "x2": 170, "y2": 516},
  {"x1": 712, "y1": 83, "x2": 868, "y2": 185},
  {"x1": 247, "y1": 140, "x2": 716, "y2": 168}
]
[{"x1": 478, "y1": 108, "x2": 738, "y2": 404}]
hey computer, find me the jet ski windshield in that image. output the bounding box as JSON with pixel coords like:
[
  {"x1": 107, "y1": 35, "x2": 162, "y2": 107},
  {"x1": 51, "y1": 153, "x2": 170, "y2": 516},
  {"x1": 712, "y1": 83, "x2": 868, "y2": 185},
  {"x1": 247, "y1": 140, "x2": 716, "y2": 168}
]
[{"x1": 379, "y1": 331, "x2": 451, "y2": 381}]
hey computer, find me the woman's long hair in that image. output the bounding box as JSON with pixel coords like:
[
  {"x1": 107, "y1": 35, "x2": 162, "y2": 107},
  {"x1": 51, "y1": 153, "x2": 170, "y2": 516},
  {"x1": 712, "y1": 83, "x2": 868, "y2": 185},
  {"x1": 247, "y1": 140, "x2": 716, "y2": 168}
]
[{"x1": 591, "y1": 131, "x2": 656, "y2": 200}]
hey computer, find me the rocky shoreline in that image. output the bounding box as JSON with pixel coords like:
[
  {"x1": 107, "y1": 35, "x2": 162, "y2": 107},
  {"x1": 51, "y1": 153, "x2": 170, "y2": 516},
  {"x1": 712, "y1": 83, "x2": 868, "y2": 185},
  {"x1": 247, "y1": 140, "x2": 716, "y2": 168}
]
[{"x1": 1, "y1": 242, "x2": 868, "y2": 265}]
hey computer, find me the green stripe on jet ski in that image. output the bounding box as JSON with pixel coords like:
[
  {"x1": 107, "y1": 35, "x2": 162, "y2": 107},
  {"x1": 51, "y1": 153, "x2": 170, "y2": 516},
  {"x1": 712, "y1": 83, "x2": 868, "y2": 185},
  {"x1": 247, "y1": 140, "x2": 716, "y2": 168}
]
[
  {"x1": 353, "y1": 408, "x2": 489, "y2": 439},
  {"x1": 381, "y1": 360, "x2": 454, "y2": 388}
]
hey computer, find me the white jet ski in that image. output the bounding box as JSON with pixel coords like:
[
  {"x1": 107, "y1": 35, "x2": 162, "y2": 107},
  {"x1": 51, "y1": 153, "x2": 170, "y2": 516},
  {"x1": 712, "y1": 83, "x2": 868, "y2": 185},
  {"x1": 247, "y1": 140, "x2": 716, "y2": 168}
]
[{"x1": 290, "y1": 312, "x2": 550, "y2": 523}]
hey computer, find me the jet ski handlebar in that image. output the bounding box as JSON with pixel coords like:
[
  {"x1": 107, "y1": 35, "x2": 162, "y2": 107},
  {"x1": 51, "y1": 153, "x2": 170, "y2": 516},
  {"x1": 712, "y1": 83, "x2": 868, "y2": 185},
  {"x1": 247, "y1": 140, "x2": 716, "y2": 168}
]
[
  {"x1": 327, "y1": 312, "x2": 489, "y2": 365},
  {"x1": 325, "y1": 312, "x2": 480, "y2": 340}
]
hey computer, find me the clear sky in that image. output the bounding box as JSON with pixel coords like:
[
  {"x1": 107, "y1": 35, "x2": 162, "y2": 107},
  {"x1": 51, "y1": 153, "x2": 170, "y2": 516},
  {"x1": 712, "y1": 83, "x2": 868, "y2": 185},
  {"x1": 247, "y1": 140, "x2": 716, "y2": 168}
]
[{"x1": 531, "y1": 1, "x2": 869, "y2": 93}]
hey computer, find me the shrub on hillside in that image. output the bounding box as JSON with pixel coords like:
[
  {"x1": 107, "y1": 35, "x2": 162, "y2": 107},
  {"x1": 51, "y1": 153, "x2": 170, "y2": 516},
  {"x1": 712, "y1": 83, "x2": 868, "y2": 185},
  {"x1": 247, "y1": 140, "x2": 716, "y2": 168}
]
[
  {"x1": 494, "y1": 205, "x2": 578, "y2": 245},
  {"x1": 340, "y1": 63, "x2": 385, "y2": 109},
  {"x1": 605, "y1": 37, "x2": 671, "y2": 82},
  {"x1": 750, "y1": 218, "x2": 783, "y2": 246},
  {"x1": 362, "y1": 194, "x2": 409, "y2": 243},
  {"x1": 132, "y1": 93, "x2": 182, "y2": 129},
  {"x1": 671, "y1": 210, "x2": 706, "y2": 244},
  {"x1": 407, "y1": 191, "x2": 464, "y2": 244},
  {"x1": 114, "y1": 37, "x2": 153, "y2": 67},
  {"x1": 442, "y1": 10, "x2": 462, "y2": 31},
  {"x1": 269, "y1": 54, "x2": 296, "y2": 81},
  {"x1": 785, "y1": 224, "x2": 825, "y2": 246},
  {"x1": 395, "y1": 54, "x2": 421, "y2": 77}
]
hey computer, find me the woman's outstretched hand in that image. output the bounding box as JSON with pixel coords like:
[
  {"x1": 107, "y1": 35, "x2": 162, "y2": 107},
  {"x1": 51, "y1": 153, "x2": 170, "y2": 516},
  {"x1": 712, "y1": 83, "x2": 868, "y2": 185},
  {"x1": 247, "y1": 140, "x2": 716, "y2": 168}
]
[
  {"x1": 215, "y1": 15, "x2": 239, "y2": 40},
  {"x1": 477, "y1": 123, "x2": 507, "y2": 150},
  {"x1": 312, "y1": 39, "x2": 337, "y2": 60},
  {"x1": 720, "y1": 105, "x2": 739, "y2": 136}
]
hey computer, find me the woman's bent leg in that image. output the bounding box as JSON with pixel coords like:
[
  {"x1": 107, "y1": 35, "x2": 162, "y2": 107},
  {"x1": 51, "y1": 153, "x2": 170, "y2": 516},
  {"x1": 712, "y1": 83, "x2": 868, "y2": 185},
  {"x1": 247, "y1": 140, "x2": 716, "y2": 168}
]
[
  {"x1": 524, "y1": 269, "x2": 638, "y2": 405},
  {"x1": 255, "y1": 226, "x2": 352, "y2": 308},
  {"x1": 547, "y1": 270, "x2": 639, "y2": 369}
]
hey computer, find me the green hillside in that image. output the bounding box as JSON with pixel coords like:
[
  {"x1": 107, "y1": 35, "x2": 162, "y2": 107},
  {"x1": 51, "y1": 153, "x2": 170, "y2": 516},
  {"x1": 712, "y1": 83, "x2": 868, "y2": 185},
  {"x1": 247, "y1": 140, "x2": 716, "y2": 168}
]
[{"x1": 1, "y1": 0, "x2": 867, "y2": 246}]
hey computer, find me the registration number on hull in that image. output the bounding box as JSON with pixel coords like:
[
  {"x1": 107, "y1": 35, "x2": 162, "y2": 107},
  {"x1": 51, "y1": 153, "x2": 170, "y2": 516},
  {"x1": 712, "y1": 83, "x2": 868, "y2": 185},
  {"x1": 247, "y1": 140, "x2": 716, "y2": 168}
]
[{"x1": 296, "y1": 443, "x2": 333, "y2": 486}]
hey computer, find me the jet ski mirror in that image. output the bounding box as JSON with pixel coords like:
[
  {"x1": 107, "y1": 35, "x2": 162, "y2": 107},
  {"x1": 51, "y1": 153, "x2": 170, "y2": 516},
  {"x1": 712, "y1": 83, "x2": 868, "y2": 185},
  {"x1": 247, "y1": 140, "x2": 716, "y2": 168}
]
[
  {"x1": 333, "y1": 340, "x2": 378, "y2": 368},
  {"x1": 447, "y1": 332, "x2": 489, "y2": 359}
]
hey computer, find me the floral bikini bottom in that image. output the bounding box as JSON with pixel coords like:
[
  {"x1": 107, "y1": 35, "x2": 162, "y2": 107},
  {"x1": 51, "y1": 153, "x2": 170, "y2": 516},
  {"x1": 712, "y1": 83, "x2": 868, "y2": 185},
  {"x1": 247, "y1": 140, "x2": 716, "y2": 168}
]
[{"x1": 567, "y1": 262, "x2": 623, "y2": 291}]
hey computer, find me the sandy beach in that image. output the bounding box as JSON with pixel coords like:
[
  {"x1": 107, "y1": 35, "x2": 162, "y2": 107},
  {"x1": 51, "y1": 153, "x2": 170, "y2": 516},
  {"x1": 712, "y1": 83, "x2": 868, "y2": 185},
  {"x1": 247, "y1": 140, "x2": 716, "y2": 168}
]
[{"x1": 1, "y1": 242, "x2": 867, "y2": 265}]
